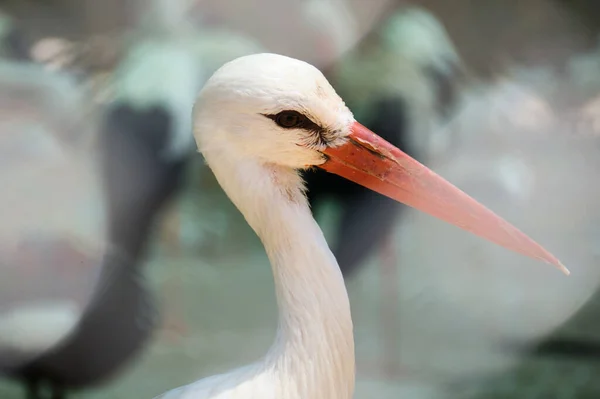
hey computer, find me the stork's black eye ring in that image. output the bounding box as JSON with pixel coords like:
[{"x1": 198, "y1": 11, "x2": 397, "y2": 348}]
[
  {"x1": 262, "y1": 110, "x2": 327, "y2": 142},
  {"x1": 274, "y1": 111, "x2": 305, "y2": 128}
]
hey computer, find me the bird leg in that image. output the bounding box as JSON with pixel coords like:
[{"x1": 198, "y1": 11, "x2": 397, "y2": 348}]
[{"x1": 378, "y1": 232, "x2": 402, "y2": 379}]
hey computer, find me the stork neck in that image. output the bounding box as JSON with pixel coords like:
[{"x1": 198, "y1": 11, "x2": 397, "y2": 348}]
[{"x1": 204, "y1": 149, "x2": 355, "y2": 398}]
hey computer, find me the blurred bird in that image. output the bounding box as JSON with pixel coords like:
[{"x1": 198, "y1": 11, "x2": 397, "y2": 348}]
[
  {"x1": 98, "y1": 28, "x2": 205, "y2": 344},
  {"x1": 92, "y1": 0, "x2": 267, "y2": 340},
  {"x1": 126, "y1": 9, "x2": 268, "y2": 335},
  {"x1": 0, "y1": 23, "x2": 112, "y2": 399},
  {"x1": 304, "y1": 4, "x2": 466, "y2": 278},
  {"x1": 0, "y1": 3, "x2": 206, "y2": 398}
]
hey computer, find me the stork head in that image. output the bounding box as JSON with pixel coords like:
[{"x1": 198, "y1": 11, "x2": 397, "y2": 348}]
[
  {"x1": 193, "y1": 53, "x2": 567, "y2": 275},
  {"x1": 194, "y1": 53, "x2": 353, "y2": 168}
]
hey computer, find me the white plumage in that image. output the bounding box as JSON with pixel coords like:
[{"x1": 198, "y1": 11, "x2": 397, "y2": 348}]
[{"x1": 156, "y1": 53, "x2": 355, "y2": 399}]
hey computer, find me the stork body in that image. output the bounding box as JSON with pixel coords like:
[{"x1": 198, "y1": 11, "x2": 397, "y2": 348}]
[{"x1": 153, "y1": 53, "x2": 565, "y2": 399}]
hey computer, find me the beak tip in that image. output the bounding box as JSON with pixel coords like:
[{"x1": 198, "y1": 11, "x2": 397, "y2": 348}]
[{"x1": 552, "y1": 260, "x2": 570, "y2": 276}]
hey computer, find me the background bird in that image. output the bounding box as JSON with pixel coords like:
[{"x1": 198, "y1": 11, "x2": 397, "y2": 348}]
[
  {"x1": 304, "y1": 4, "x2": 466, "y2": 279},
  {"x1": 0, "y1": 20, "x2": 110, "y2": 398},
  {"x1": 1, "y1": 2, "x2": 204, "y2": 397}
]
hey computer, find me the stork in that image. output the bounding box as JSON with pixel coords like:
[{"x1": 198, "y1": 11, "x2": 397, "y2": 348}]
[{"x1": 152, "y1": 53, "x2": 566, "y2": 399}]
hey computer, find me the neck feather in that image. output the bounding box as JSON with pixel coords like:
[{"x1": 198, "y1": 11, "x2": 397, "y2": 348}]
[{"x1": 203, "y1": 147, "x2": 355, "y2": 398}]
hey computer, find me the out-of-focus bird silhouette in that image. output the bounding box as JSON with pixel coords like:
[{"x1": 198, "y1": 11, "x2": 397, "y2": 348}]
[
  {"x1": 304, "y1": 5, "x2": 466, "y2": 278},
  {"x1": 0, "y1": 13, "x2": 111, "y2": 399},
  {"x1": 0, "y1": 3, "x2": 205, "y2": 397}
]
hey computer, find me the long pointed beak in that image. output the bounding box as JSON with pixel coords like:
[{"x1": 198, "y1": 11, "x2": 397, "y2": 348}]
[{"x1": 317, "y1": 122, "x2": 569, "y2": 275}]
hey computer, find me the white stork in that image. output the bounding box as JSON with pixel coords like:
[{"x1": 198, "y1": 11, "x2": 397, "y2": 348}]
[{"x1": 152, "y1": 53, "x2": 566, "y2": 399}]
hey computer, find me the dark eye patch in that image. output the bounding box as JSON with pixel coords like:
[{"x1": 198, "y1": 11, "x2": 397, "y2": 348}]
[
  {"x1": 263, "y1": 110, "x2": 325, "y2": 133},
  {"x1": 262, "y1": 110, "x2": 340, "y2": 148}
]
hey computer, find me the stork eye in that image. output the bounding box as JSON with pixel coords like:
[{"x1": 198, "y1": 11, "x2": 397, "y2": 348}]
[{"x1": 275, "y1": 111, "x2": 305, "y2": 128}]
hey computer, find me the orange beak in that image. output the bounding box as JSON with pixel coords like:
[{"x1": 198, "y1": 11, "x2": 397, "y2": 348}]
[{"x1": 317, "y1": 122, "x2": 569, "y2": 275}]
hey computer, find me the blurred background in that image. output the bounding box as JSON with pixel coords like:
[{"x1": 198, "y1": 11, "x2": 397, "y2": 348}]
[{"x1": 0, "y1": 0, "x2": 599, "y2": 398}]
